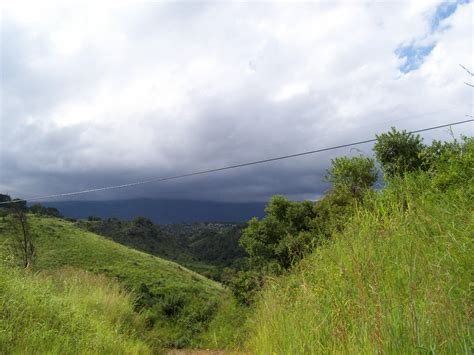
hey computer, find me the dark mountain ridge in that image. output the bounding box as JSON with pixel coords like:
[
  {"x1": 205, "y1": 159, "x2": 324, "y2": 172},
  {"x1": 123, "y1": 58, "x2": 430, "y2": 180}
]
[{"x1": 40, "y1": 198, "x2": 266, "y2": 224}]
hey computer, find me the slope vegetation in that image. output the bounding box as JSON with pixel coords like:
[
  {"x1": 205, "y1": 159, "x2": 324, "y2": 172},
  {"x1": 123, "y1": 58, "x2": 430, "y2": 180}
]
[
  {"x1": 0, "y1": 216, "x2": 225, "y2": 348},
  {"x1": 76, "y1": 218, "x2": 247, "y2": 281},
  {"x1": 247, "y1": 172, "x2": 472, "y2": 353},
  {"x1": 0, "y1": 266, "x2": 151, "y2": 353}
]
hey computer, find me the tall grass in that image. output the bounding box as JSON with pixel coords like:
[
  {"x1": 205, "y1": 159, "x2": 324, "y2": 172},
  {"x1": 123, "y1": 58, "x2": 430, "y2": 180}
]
[
  {"x1": 198, "y1": 294, "x2": 250, "y2": 350},
  {"x1": 0, "y1": 266, "x2": 152, "y2": 354},
  {"x1": 247, "y1": 173, "x2": 473, "y2": 353},
  {"x1": 0, "y1": 215, "x2": 225, "y2": 348}
]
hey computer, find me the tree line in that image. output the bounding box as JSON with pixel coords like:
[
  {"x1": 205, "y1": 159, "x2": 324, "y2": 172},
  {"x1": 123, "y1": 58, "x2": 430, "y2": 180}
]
[{"x1": 230, "y1": 127, "x2": 472, "y2": 304}]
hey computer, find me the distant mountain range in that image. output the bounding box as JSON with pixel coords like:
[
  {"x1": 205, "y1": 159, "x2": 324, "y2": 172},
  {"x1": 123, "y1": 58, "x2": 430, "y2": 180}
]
[{"x1": 41, "y1": 199, "x2": 266, "y2": 224}]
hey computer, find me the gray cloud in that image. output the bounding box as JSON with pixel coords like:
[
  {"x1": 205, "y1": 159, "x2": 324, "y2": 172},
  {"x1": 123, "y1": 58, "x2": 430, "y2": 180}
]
[{"x1": 1, "y1": 1, "x2": 472, "y2": 203}]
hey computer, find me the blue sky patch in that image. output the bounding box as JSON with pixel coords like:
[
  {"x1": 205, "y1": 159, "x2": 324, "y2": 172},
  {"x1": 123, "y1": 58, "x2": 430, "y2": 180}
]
[
  {"x1": 396, "y1": 44, "x2": 435, "y2": 73},
  {"x1": 396, "y1": 0, "x2": 469, "y2": 73},
  {"x1": 431, "y1": 0, "x2": 469, "y2": 31}
]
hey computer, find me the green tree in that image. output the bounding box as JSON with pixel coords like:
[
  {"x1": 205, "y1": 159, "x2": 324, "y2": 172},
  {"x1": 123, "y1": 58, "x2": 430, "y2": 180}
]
[
  {"x1": 426, "y1": 136, "x2": 474, "y2": 194},
  {"x1": 29, "y1": 204, "x2": 61, "y2": 217},
  {"x1": 325, "y1": 155, "x2": 378, "y2": 198},
  {"x1": 240, "y1": 196, "x2": 317, "y2": 270},
  {"x1": 0, "y1": 194, "x2": 12, "y2": 218},
  {"x1": 0, "y1": 194, "x2": 11, "y2": 203},
  {"x1": 373, "y1": 127, "x2": 425, "y2": 178},
  {"x1": 228, "y1": 270, "x2": 264, "y2": 305}
]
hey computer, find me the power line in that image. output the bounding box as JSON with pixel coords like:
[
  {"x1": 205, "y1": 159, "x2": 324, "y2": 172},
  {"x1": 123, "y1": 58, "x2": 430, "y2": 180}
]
[{"x1": 1, "y1": 118, "x2": 472, "y2": 205}]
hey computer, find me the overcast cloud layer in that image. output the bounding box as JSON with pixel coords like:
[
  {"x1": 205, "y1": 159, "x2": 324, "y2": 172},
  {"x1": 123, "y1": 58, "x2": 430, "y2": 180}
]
[{"x1": 1, "y1": 1, "x2": 473, "y2": 202}]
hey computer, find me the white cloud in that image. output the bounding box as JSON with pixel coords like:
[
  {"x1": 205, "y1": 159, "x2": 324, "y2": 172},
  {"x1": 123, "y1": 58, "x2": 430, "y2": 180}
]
[{"x1": 0, "y1": 1, "x2": 472, "y2": 201}]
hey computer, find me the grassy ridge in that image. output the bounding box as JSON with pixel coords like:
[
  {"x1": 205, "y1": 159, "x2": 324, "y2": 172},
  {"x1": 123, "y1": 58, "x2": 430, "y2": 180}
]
[
  {"x1": 0, "y1": 266, "x2": 151, "y2": 354},
  {"x1": 24, "y1": 216, "x2": 222, "y2": 294},
  {"x1": 0, "y1": 216, "x2": 225, "y2": 348},
  {"x1": 247, "y1": 174, "x2": 473, "y2": 353}
]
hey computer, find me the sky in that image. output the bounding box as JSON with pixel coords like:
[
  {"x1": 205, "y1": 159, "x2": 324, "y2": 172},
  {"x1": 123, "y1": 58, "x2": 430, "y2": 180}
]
[{"x1": 1, "y1": 0, "x2": 473, "y2": 202}]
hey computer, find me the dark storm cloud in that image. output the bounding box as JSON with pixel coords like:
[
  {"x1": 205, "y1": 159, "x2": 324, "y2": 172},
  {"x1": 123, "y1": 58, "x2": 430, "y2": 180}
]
[{"x1": 0, "y1": 2, "x2": 472, "y2": 202}]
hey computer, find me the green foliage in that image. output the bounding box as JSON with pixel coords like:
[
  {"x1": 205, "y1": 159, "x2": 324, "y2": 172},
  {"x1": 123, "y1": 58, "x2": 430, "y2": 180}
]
[
  {"x1": 161, "y1": 293, "x2": 187, "y2": 318},
  {"x1": 311, "y1": 185, "x2": 360, "y2": 238},
  {"x1": 240, "y1": 155, "x2": 379, "y2": 281},
  {"x1": 0, "y1": 194, "x2": 11, "y2": 203},
  {"x1": 240, "y1": 196, "x2": 317, "y2": 271},
  {"x1": 374, "y1": 127, "x2": 425, "y2": 177},
  {"x1": 0, "y1": 266, "x2": 151, "y2": 353},
  {"x1": 29, "y1": 203, "x2": 62, "y2": 218},
  {"x1": 0, "y1": 216, "x2": 225, "y2": 348},
  {"x1": 10, "y1": 199, "x2": 27, "y2": 211},
  {"x1": 77, "y1": 219, "x2": 247, "y2": 282},
  {"x1": 426, "y1": 136, "x2": 474, "y2": 195},
  {"x1": 199, "y1": 294, "x2": 250, "y2": 349},
  {"x1": 186, "y1": 225, "x2": 246, "y2": 265},
  {"x1": 419, "y1": 138, "x2": 459, "y2": 170},
  {"x1": 325, "y1": 155, "x2": 378, "y2": 198},
  {"x1": 0, "y1": 195, "x2": 11, "y2": 218},
  {"x1": 237, "y1": 156, "x2": 378, "y2": 304},
  {"x1": 2, "y1": 128, "x2": 470, "y2": 353},
  {"x1": 227, "y1": 270, "x2": 265, "y2": 305},
  {"x1": 245, "y1": 143, "x2": 473, "y2": 353}
]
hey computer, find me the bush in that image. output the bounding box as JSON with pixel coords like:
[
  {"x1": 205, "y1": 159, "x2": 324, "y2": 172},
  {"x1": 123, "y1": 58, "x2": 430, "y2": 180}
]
[
  {"x1": 29, "y1": 204, "x2": 62, "y2": 218},
  {"x1": 240, "y1": 196, "x2": 318, "y2": 271},
  {"x1": 325, "y1": 155, "x2": 378, "y2": 198},
  {"x1": 374, "y1": 127, "x2": 425, "y2": 177},
  {"x1": 427, "y1": 136, "x2": 474, "y2": 195},
  {"x1": 161, "y1": 293, "x2": 187, "y2": 318},
  {"x1": 228, "y1": 270, "x2": 265, "y2": 305}
]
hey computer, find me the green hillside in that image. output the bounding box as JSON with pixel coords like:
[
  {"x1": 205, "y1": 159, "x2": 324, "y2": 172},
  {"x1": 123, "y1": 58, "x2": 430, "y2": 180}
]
[
  {"x1": 0, "y1": 266, "x2": 151, "y2": 353},
  {"x1": 75, "y1": 218, "x2": 247, "y2": 281},
  {"x1": 1, "y1": 131, "x2": 472, "y2": 353},
  {"x1": 246, "y1": 156, "x2": 473, "y2": 352},
  {"x1": 0, "y1": 216, "x2": 225, "y2": 348}
]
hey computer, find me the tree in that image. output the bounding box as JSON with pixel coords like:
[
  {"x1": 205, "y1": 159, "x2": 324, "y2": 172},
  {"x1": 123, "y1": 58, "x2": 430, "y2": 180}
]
[
  {"x1": 373, "y1": 127, "x2": 425, "y2": 178},
  {"x1": 0, "y1": 194, "x2": 11, "y2": 203},
  {"x1": 227, "y1": 270, "x2": 264, "y2": 305},
  {"x1": 8, "y1": 200, "x2": 35, "y2": 269},
  {"x1": 240, "y1": 196, "x2": 317, "y2": 270},
  {"x1": 0, "y1": 194, "x2": 12, "y2": 218},
  {"x1": 325, "y1": 155, "x2": 378, "y2": 198},
  {"x1": 29, "y1": 203, "x2": 61, "y2": 217},
  {"x1": 426, "y1": 136, "x2": 474, "y2": 193}
]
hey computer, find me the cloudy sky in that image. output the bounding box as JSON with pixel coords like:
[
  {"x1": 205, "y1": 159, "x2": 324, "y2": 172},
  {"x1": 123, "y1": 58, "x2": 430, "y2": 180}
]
[{"x1": 1, "y1": 0, "x2": 473, "y2": 202}]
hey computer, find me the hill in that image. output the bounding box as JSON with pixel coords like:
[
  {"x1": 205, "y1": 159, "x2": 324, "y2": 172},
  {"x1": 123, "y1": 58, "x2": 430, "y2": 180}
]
[
  {"x1": 246, "y1": 170, "x2": 473, "y2": 353},
  {"x1": 0, "y1": 215, "x2": 225, "y2": 348},
  {"x1": 41, "y1": 198, "x2": 266, "y2": 223},
  {"x1": 76, "y1": 218, "x2": 247, "y2": 280},
  {"x1": 0, "y1": 265, "x2": 152, "y2": 353}
]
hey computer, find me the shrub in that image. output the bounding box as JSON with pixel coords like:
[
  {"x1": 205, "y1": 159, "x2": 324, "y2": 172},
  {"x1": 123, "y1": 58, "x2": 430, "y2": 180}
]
[
  {"x1": 325, "y1": 155, "x2": 378, "y2": 198},
  {"x1": 161, "y1": 293, "x2": 187, "y2": 318},
  {"x1": 374, "y1": 127, "x2": 425, "y2": 177},
  {"x1": 228, "y1": 270, "x2": 265, "y2": 305},
  {"x1": 425, "y1": 136, "x2": 473, "y2": 195},
  {"x1": 240, "y1": 196, "x2": 317, "y2": 271}
]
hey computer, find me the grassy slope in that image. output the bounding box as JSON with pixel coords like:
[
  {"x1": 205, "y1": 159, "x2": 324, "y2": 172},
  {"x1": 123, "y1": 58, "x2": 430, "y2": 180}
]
[
  {"x1": 247, "y1": 174, "x2": 473, "y2": 353},
  {"x1": 75, "y1": 219, "x2": 246, "y2": 281},
  {"x1": 0, "y1": 267, "x2": 151, "y2": 354},
  {"x1": 0, "y1": 216, "x2": 225, "y2": 348},
  {"x1": 27, "y1": 216, "x2": 221, "y2": 293}
]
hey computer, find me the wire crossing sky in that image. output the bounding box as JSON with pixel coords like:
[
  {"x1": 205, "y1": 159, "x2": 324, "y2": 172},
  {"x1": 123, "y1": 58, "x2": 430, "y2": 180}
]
[
  {"x1": 1, "y1": 2, "x2": 472, "y2": 202},
  {"x1": 1, "y1": 119, "x2": 472, "y2": 205}
]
